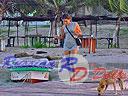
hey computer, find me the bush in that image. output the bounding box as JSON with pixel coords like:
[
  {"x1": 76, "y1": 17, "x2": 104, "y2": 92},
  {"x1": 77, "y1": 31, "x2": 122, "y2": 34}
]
[
  {"x1": 20, "y1": 44, "x2": 30, "y2": 48},
  {"x1": 21, "y1": 37, "x2": 56, "y2": 48}
]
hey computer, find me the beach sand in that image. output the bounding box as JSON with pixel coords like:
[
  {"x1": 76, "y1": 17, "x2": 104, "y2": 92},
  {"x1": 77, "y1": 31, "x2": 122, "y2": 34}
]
[{"x1": 0, "y1": 24, "x2": 128, "y2": 95}]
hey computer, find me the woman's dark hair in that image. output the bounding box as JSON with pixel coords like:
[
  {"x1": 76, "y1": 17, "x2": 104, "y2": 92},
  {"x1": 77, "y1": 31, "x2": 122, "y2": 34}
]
[{"x1": 62, "y1": 14, "x2": 72, "y2": 19}]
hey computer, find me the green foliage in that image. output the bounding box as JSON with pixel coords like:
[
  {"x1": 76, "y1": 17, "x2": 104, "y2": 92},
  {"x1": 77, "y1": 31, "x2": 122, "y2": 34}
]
[
  {"x1": 29, "y1": 25, "x2": 50, "y2": 29},
  {"x1": 0, "y1": 28, "x2": 15, "y2": 36},
  {"x1": 120, "y1": 28, "x2": 128, "y2": 37},
  {"x1": 2, "y1": 0, "x2": 128, "y2": 17},
  {"x1": 84, "y1": 0, "x2": 101, "y2": 7},
  {"x1": 111, "y1": 43, "x2": 118, "y2": 48},
  {"x1": 32, "y1": 38, "x2": 55, "y2": 48},
  {"x1": 21, "y1": 42, "x2": 55, "y2": 48},
  {"x1": 120, "y1": 0, "x2": 128, "y2": 14},
  {"x1": 32, "y1": 41, "x2": 55, "y2": 48},
  {"x1": 20, "y1": 44, "x2": 30, "y2": 48},
  {"x1": 33, "y1": 40, "x2": 47, "y2": 48},
  {"x1": 108, "y1": 0, "x2": 128, "y2": 15},
  {"x1": 41, "y1": 25, "x2": 50, "y2": 28},
  {"x1": 20, "y1": 37, "x2": 56, "y2": 48}
]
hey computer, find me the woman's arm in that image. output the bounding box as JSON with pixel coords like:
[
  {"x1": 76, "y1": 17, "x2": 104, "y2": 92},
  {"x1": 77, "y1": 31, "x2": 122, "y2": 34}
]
[{"x1": 74, "y1": 22, "x2": 82, "y2": 37}]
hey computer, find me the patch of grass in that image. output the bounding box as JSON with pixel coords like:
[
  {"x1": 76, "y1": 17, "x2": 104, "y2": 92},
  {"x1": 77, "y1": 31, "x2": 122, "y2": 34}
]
[
  {"x1": 107, "y1": 29, "x2": 115, "y2": 36},
  {"x1": 49, "y1": 45, "x2": 56, "y2": 48},
  {"x1": 20, "y1": 44, "x2": 30, "y2": 48},
  {"x1": 20, "y1": 36, "x2": 56, "y2": 48},
  {"x1": 29, "y1": 25, "x2": 50, "y2": 29},
  {"x1": 32, "y1": 41, "x2": 56, "y2": 48},
  {"x1": 28, "y1": 28, "x2": 35, "y2": 32},
  {"x1": 0, "y1": 28, "x2": 16, "y2": 36},
  {"x1": 20, "y1": 38, "x2": 56, "y2": 48},
  {"x1": 33, "y1": 41, "x2": 47, "y2": 48},
  {"x1": 41, "y1": 25, "x2": 50, "y2": 28},
  {"x1": 120, "y1": 28, "x2": 128, "y2": 37},
  {"x1": 27, "y1": 25, "x2": 49, "y2": 32},
  {"x1": 31, "y1": 37, "x2": 56, "y2": 48}
]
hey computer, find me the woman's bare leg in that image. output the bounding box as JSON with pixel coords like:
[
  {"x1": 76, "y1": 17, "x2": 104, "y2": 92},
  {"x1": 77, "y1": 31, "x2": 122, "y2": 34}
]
[
  {"x1": 64, "y1": 50, "x2": 70, "y2": 55},
  {"x1": 71, "y1": 48, "x2": 78, "y2": 54},
  {"x1": 64, "y1": 47, "x2": 78, "y2": 55}
]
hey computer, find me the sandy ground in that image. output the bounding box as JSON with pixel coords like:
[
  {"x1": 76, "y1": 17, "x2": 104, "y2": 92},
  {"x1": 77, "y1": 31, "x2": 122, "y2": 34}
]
[
  {"x1": 0, "y1": 81, "x2": 128, "y2": 96},
  {"x1": 0, "y1": 47, "x2": 128, "y2": 64},
  {"x1": 0, "y1": 47, "x2": 128, "y2": 95},
  {"x1": 0, "y1": 47, "x2": 128, "y2": 80}
]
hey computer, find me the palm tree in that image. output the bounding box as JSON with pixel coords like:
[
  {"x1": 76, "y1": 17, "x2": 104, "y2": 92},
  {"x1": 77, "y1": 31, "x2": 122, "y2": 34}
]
[
  {"x1": 0, "y1": 6, "x2": 3, "y2": 21},
  {"x1": 3, "y1": 0, "x2": 127, "y2": 47},
  {"x1": 34, "y1": 0, "x2": 87, "y2": 36},
  {"x1": 108, "y1": 0, "x2": 128, "y2": 48},
  {"x1": 83, "y1": 0, "x2": 128, "y2": 48},
  {"x1": 0, "y1": 0, "x2": 13, "y2": 20}
]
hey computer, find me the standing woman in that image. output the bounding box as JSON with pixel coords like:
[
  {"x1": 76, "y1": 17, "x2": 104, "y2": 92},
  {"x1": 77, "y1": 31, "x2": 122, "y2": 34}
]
[{"x1": 55, "y1": 14, "x2": 82, "y2": 55}]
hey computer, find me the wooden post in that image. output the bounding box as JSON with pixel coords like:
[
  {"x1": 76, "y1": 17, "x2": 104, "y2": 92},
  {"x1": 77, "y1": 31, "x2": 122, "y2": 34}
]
[
  {"x1": 0, "y1": 37, "x2": 6, "y2": 51},
  {"x1": 89, "y1": 38, "x2": 96, "y2": 53},
  {"x1": 24, "y1": 21, "x2": 29, "y2": 46},
  {"x1": 36, "y1": 21, "x2": 38, "y2": 35},
  {"x1": 95, "y1": 20, "x2": 98, "y2": 48},
  {"x1": 90, "y1": 20, "x2": 92, "y2": 36},
  {"x1": 16, "y1": 21, "x2": 19, "y2": 46},
  {"x1": 7, "y1": 20, "x2": 11, "y2": 47},
  {"x1": 8, "y1": 20, "x2": 10, "y2": 37}
]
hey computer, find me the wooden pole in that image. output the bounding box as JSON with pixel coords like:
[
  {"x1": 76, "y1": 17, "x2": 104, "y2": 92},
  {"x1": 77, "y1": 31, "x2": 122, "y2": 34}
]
[
  {"x1": 95, "y1": 20, "x2": 98, "y2": 48},
  {"x1": 16, "y1": 21, "x2": 19, "y2": 46},
  {"x1": 36, "y1": 21, "x2": 38, "y2": 35},
  {"x1": 7, "y1": 20, "x2": 11, "y2": 47},
  {"x1": 8, "y1": 20, "x2": 10, "y2": 37},
  {"x1": 90, "y1": 20, "x2": 92, "y2": 36}
]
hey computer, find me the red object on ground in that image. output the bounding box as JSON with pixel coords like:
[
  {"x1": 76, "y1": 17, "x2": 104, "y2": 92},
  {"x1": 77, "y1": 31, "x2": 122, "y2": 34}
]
[
  {"x1": 12, "y1": 79, "x2": 47, "y2": 83},
  {"x1": 82, "y1": 37, "x2": 96, "y2": 53}
]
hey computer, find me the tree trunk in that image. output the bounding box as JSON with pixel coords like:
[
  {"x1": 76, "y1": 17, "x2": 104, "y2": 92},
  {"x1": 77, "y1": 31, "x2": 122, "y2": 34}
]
[
  {"x1": 55, "y1": 19, "x2": 58, "y2": 35},
  {"x1": 24, "y1": 22, "x2": 29, "y2": 46},
  {"x1": 0, "y1": 7, "x2": 3, "y2": 21},
  {"x1": 49, "y1": 21, "x2": 53, "y2": 37},
  {"x1": 36, "y1": 22, "x2": 38, "y2": 35},
  {"x1": 49, "y1": 20, "x2": 55, "y2": 37},
  {"x1": 0, "y1": 14, "x2": 2, "y2": 21},
  {"x1": 113, "y1": 17, "x2": 121, "y2": 48},
  {"x1": 55, "y1": 14, "x2": 61, "y2": 36},
  {"x1": 16, "y1": 21, "x2": 19, "y2": 46}
]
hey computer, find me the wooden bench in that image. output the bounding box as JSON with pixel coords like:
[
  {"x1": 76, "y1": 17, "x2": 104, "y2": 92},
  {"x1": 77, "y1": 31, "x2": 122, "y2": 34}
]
[
  {"x1": 6, "y1": 35, "x2": 55, "y2": 47},
  {"x1": 25, "y1": 35, "x2": 54, "y2": 47}
]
